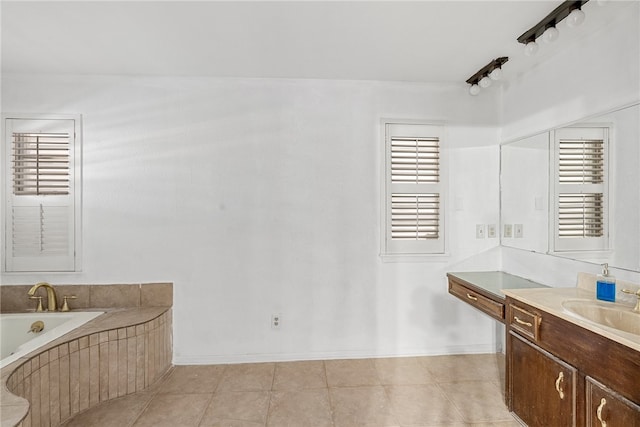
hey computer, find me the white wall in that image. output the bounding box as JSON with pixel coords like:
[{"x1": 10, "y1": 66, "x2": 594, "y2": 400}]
[
  {"x1": 500, "y1": 3, "x2": 640, "y2": 286},
  {"x1": 1, "y1": 74, "x2": 502, "y2": 363}
]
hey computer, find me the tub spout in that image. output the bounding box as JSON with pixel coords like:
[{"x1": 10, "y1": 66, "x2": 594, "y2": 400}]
[{"x1": 27, "y1": 282, "x2": 59, "y2": 312}]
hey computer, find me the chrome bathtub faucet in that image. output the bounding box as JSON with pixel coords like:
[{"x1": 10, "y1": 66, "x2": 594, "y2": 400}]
[{"x1": 27, "y1": 282, "x2": 59, "y2": 312}]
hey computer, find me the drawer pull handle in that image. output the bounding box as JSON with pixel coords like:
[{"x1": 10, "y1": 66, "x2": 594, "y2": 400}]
[
  {"x1": 597, "y1": 398, "x2": 607, "y2": 427},
  {"x1": 514, "y1": 316, "x2": 533, "y2": 327},
  {"x1": 555, "y1": 372, "x2": 565, "y2": 400},
  {"x1": 466, "y1": 293, "x2": 478, "y2": 301}
]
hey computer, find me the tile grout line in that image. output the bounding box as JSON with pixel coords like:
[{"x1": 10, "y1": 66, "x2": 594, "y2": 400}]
[
  {"x1": 374, "y1": 359, "x2": 402, "y2": 427},
  {"x1": 125, "y1": 366, "x2": 174, "y2": 427},
  {"x1": 324, "y1": 360, "x2": 340, "y2": 427},
  {"x1": 194, "y1": 392, "x2": 217, "y2": 427},
  {"x1": 322, "y1": 360, "x2": 337, "y2": 427},
  {"x1": 262, "y1": 362, "x2": 277, "y2": 427},
  {"x1": 196, "y1": 364, "x2": 229, "y2": 427},
  {"x1": 432, "y1": 380, "x2": 469, "y2": 424}
]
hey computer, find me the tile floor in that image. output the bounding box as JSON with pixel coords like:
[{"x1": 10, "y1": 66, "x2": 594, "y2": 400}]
[{"x1": 61, "y1": 353, "x2": 521, "y2": 427}]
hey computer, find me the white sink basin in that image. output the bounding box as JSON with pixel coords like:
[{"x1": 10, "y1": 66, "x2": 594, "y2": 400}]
[{"x1": 561, "y1": 299, "x2": 640, "y2": 336}]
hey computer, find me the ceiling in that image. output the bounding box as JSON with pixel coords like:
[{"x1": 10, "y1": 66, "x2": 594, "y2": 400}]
[{"x1": 1, "y1": 1, "x2": 635, "y2": 85}]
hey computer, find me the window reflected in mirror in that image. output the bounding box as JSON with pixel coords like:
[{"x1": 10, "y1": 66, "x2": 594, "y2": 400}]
[{"x1": 500, "y1": 103, "x2": 640, "y2": 272}]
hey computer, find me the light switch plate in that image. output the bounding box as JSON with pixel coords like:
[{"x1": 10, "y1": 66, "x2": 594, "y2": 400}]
[
  {"x1": 514, "y1": 224, "x2": 523, "y2": 238},
  {"x1": 487, "y1": 224, "x2": 497, "y2": 238},
  {"x1": 504, "y1": 224, "x2": 513, "y2": 238}
]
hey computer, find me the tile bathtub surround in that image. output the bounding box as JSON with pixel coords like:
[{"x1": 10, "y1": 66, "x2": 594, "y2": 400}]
[
  {"x1": 2, "y1": 309, "x2": 172, "y2": 427},
  {"x1": 58, "y1": 353, "x2": 520, "y2": 427},
  {"x1": 0, "y1": 283, "x2": 173, "y2": 312}
]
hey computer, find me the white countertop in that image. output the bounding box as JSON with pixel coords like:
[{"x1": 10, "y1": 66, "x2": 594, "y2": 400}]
[{"x1": 502, "y1": 287, "x2": 640, "y2": 352}]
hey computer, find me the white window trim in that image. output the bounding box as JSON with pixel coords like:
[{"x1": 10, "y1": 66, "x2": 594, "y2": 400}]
[
  {"x1": 379, "y1": 119, "x2": 448, "y2": 261},
  {"x1": 2, "y1": 113, "x2": 83, "y2": 273},
  {"x1": 549, "y1": 124, "x2": 610, "y2": 255}
]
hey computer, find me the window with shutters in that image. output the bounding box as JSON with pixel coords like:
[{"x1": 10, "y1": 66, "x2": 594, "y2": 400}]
[
  {"x1": 2, "y1": 115, "x2": 82, "y2": 272},
  {"x1": 551, "y1": 126, "x2": 609, "y2": 253},
  {"x1": 382, "y1": 122, "x2": 445, "y2": 256}
]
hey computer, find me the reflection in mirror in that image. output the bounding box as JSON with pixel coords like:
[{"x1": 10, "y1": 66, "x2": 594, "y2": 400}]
[
  {"x1": 500, "y1": 103, "x2": 640, "y2": 272},
  {"x1": 551, "y1": 126, "x2": 609, "y2": 255}
]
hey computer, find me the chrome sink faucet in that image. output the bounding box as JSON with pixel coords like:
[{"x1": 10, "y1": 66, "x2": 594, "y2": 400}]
[
  {"x1": 621, "y1": 288, "x2": 640, "y2": 312},
  {"x1": 27, "y1": 282, "x2": 59, "y2": 312}
]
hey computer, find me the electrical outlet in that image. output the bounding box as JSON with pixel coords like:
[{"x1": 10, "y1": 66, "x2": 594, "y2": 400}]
[
  {"x1": 476, "y1": 224, "x2": 485, "y2": 239},
  {"x1": 504, "y1": 224, "x2": 513, "y2": 238},
  {"x1": 487, "y1": 224, "x2": 497, "y2": 238},
  {"x1": 514, "y1": 224, "x2": 523, "y2": 238},
  {"x1": 271, "y1": 314, "x2": 281, "y2": 330}
]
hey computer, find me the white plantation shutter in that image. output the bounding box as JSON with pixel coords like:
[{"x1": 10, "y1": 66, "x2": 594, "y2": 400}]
[
  {"x1": 552, "y1": 127, "x2": 608, "y2": 252},
  {"x1": 13, "y1": 131, "x2": 71, "y2": 195},
  {"x1": 558, "y1": 193, "x2": 604, "y2": 238},
  {"x1": 384, "y1": 123, "x2": 445, "y2": 255},
  {"x1": 390, "y1": 137, "x2": 440, "y2": 184},
  {"x1": 4, "y1": 117, "x2": 79, "y2": 272},
  {"x1": 390, "y1": 193, "x2": 440, "y2": 240},
  {"x1": 558, "y1": 139, "x2": 604, "y2": 185}
]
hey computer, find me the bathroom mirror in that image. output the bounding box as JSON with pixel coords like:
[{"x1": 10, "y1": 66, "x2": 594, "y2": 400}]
[{"x1": 500, "y1": 103, "x2": 640, "y2": 272}]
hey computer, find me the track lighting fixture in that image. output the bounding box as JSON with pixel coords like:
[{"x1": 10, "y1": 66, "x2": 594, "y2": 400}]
[
  {"x1": 466, "y1": 57, "x2": 508, "y2": 96},
  {"x1": 517, "y1": 1, "x2": 588, "y2": 55}
]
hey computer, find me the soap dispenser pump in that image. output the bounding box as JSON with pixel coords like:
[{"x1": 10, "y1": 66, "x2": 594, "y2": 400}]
[{"x1": 596, "y1": 263, "x2": 616, "y2": 302}]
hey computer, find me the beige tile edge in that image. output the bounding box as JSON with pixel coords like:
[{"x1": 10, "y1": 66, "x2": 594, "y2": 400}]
[
  {"x1": 1, "y1": 306, "x2": 173, "y2": 427},
  {"x1": 0, "y1": 283, "x2": 174, "y2": 313}
]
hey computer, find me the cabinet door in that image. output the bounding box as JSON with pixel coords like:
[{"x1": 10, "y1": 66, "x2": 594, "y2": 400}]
[
  {"x1": 510, "y1": 332, "x2": 577, "y2": 427},
  {"x1": 586, "y1": 377, "x2": 640, "y2": 427}
]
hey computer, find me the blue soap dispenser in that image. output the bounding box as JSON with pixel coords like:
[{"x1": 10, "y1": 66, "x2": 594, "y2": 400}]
[{"x1": 596, "y1": 263, "x2": 616, "y2": 302}]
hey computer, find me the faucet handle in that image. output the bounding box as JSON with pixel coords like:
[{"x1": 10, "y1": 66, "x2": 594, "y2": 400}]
[
  {"x1": 30, "y1": 296, "x2": 44, "y2": 312},
  {"x1": 60, "y1": 295, "x2": 77, "y2": 312},
  {"x1": 622, "y1": 289, "x2": 640, "y2": 313}
]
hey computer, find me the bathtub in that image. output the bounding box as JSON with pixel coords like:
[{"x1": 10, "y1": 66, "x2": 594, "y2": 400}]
[{"x1": 0, "y1": 311, "x2": 103, "y2": 368}]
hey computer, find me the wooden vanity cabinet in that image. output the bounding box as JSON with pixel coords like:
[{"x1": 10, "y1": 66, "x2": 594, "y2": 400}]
[{"x1": 506, "y1": 297, "x2": 640, "y2": 427}]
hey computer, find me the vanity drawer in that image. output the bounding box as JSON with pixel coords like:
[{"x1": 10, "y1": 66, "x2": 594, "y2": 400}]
[
  {"x1": 508, "y1": 303, "x2": 542, "y2": 342},
  {"x1": 449, "y1": 279, "x2": 504, "y2": 321}
]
